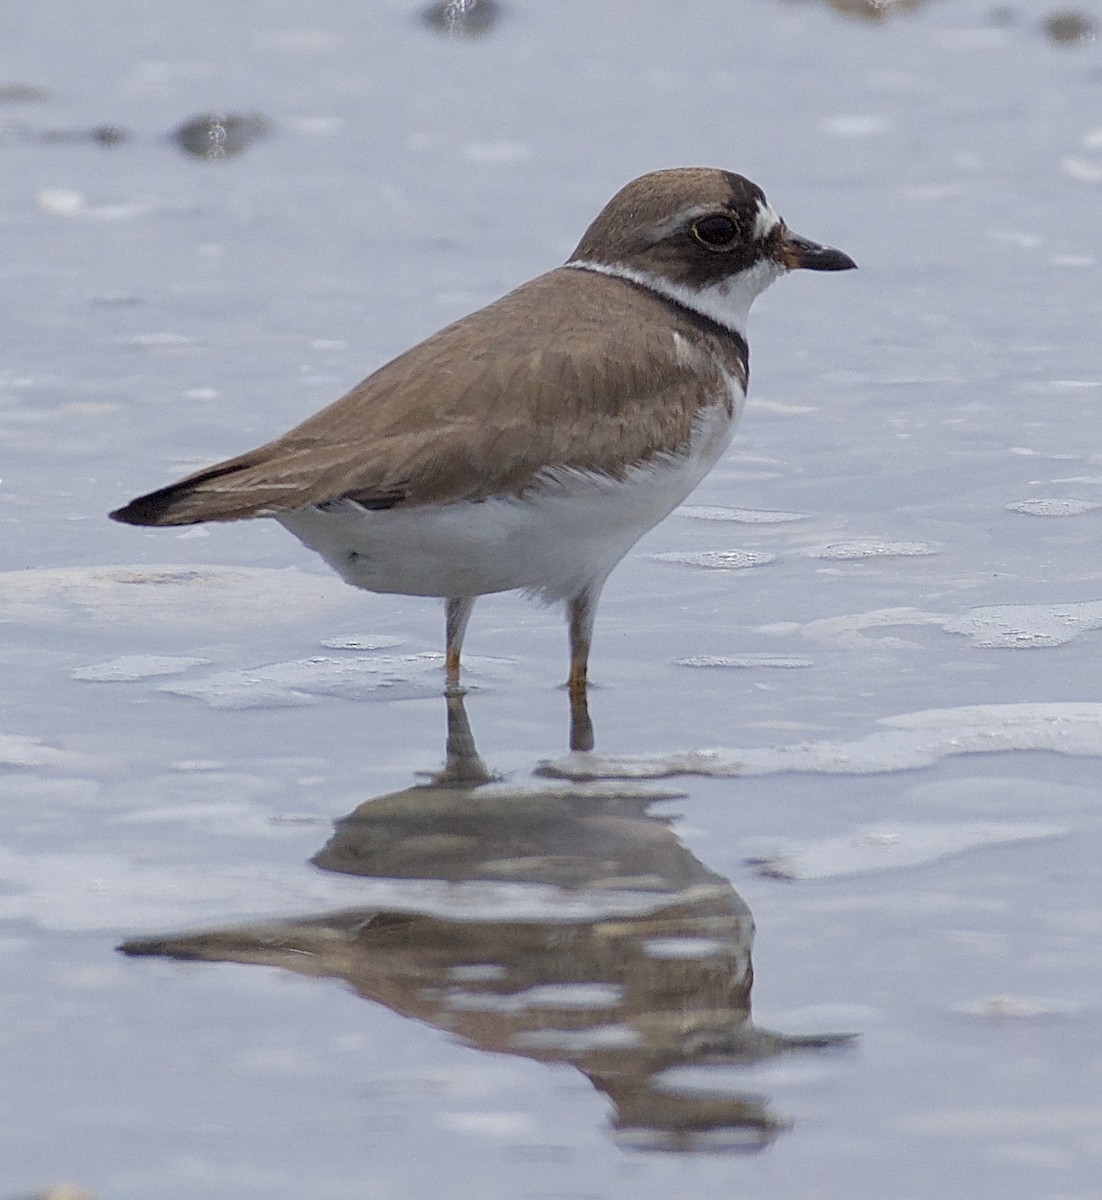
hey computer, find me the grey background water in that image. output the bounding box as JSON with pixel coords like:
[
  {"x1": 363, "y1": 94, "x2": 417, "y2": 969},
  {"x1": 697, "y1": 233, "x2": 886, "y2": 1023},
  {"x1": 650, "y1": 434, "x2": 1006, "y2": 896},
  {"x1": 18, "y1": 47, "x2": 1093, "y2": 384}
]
[{"x1": 3, "y1": 1, "x2": 1102, "y2": 1196}]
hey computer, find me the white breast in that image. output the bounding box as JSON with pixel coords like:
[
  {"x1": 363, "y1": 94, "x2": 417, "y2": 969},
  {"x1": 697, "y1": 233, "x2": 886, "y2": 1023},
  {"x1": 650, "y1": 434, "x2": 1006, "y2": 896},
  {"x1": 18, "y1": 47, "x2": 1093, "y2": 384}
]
[{"x1": 277, "y1": 390, "x2": 742, "y2": 604}]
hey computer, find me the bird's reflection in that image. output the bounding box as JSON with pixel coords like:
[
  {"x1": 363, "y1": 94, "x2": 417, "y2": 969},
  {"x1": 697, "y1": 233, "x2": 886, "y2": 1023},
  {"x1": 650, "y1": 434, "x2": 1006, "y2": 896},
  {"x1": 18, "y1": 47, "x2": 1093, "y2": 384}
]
[{"x1": 120, "y1": 692, "x2": 853, "y2": 1152}]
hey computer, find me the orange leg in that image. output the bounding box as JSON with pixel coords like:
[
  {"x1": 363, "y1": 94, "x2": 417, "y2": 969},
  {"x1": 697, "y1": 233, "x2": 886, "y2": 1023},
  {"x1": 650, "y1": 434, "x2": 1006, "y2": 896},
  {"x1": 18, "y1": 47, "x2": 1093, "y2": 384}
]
[{"x1": 445, "y1": 596, "x2": 474, "y2": 694}]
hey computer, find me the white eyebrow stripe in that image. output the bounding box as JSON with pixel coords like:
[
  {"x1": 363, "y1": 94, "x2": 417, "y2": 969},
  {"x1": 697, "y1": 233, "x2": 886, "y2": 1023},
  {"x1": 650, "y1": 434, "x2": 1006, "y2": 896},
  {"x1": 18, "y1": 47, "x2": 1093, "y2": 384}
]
[
  {"x1": 647, "y1": 203, "x2": 710, "y2": 242},
  {"x1": 754, "y1": 200, "x2": 781, "y2": 240}
]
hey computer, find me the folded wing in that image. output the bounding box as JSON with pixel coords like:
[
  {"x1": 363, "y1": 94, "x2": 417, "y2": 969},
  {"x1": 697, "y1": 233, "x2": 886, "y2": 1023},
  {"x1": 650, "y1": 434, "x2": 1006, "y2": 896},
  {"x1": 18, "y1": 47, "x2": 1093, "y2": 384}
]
[{"x1": 111, "y1": 268, "x2": 739, "y2": 527}]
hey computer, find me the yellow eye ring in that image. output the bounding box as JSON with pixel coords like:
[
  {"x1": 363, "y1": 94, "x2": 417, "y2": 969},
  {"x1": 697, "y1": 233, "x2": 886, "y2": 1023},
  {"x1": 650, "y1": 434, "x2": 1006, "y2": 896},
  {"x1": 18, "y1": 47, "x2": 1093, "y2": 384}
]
[{"x1": 689, "y1": 214, "x2": 739, "y2": 251}]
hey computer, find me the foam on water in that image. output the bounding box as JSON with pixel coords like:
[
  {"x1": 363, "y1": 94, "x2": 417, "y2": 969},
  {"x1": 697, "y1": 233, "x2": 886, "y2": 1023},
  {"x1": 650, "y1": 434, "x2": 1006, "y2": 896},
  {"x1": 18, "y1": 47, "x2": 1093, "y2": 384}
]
[
  {"x1": 808, "y1": 540, "x2": 939, "y2": 560},
  {"x1": 0, "y1": 565, "x2": 352, "y2": 631},
  {"x1": 648, "y1": 550, "x2": 777, "y2": 570},
  {"x1": 1006, "y1": 498, "x2": 1102, "y2": 517},
  {"x1": 158, "y1": 652, "x2": 514, "y2": 709},
  {"x1": 539, "y1": 702, "x2": 1102, "y2": 781},
  {"x1": 676, "y1": 655, "x2": 814, "y2": 669},
  {"x1": 71, "y1": 654, "x2": 210, "y2": 681},
  {"x1": 795, "y1": 600, "x2": 1102, "y2": 650},
  {"x1": 677, "y1": 505, "x2": 808, "y2": 523},
  {"x1": 0, "y1": 733, "x2": 108, "y2": 773},
  {"x1": 751, "y1": 820, "x2": 1066, "y2": 881}
]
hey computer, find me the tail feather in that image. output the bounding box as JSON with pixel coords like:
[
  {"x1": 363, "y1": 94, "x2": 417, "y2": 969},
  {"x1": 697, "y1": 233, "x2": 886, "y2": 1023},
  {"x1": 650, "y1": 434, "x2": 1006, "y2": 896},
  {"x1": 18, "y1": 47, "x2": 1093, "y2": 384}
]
[{"x1": 110, "y1": 452, "x2": 276, "y2": 526}]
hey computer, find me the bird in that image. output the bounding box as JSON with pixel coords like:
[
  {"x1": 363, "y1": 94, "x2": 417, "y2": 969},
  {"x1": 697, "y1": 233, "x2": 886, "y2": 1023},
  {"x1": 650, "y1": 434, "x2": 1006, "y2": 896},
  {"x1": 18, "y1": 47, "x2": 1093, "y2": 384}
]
[{"x1": 111, "y1": 167, "x2": 855, "y2": 750}]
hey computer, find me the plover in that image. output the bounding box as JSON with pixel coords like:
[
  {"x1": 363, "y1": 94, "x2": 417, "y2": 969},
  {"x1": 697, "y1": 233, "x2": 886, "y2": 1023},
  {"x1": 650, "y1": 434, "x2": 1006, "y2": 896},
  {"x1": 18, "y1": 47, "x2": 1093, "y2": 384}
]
[{"x1": 112, "y1": 168, "x2": 855, "y2": 749}]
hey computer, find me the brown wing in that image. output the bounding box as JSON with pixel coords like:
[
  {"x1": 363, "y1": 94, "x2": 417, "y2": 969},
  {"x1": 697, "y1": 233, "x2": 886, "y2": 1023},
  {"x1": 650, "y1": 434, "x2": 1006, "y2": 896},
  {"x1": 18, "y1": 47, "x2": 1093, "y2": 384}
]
[{"x1": 110, "y1": 268, "x2": 740, "y2": 527}]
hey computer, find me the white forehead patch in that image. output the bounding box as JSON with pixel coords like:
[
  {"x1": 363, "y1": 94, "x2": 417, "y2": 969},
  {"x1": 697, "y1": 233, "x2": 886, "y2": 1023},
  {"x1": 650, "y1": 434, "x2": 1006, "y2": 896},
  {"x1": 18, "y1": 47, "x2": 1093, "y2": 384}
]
[{"x1": 753, "y1": 200, "x2": 781, "y2": 241}]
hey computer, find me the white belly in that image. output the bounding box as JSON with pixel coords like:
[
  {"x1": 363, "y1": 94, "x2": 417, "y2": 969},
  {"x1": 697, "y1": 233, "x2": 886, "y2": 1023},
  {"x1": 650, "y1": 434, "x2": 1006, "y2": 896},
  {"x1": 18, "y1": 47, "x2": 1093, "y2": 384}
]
[{"x1": 277, "y1": 402, "x2": 738, "y2": 603}]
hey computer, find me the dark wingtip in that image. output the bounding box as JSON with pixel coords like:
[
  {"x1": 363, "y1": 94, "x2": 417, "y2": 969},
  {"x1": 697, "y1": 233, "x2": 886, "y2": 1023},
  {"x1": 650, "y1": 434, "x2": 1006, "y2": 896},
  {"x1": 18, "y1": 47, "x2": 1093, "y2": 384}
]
[
  {"x1": 117, "y1": 937, "x2": 167, "y2": 956},
  {"x1": 109, "y1": 501, "x2": 143, "y2": 525},
  {"x1": 110, "y1": 486, "x2": 188, "y2": 526}
]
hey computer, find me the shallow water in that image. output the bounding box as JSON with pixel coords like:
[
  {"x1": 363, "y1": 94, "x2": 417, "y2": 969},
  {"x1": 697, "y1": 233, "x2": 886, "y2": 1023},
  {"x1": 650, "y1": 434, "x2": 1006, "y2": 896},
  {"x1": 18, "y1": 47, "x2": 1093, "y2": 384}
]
[{"x1": 3, "y1": 1, "x2": 1102, "y2": 1197}]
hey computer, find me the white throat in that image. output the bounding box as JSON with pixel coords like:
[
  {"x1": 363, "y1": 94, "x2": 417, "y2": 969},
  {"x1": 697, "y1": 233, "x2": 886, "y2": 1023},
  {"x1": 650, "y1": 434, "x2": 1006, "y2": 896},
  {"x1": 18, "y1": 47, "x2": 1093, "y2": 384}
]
[{"x1": 567, "y1": 257, "x2": 782, "y2": 339}]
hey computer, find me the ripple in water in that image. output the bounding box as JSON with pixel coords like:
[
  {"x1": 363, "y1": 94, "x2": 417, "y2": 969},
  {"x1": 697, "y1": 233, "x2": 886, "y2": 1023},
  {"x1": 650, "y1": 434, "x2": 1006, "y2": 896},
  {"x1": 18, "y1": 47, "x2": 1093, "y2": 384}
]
[
  {"x1": 1006, "y1": 497, "x2": 1102, "y2": 516},
  {"x1": 808, "y1": 540, "x2": 938, "y2": 560},
  {"x1": 648, "y1": 550, "x2": 777, "y2": 570}
]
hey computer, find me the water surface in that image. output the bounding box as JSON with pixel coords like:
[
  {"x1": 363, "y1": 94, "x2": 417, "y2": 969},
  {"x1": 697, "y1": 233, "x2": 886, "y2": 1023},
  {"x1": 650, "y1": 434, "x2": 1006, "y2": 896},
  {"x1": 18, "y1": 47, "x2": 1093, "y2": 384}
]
[{"x1": 2, "y1": 2, "x2": 1102, "y2": 1197}]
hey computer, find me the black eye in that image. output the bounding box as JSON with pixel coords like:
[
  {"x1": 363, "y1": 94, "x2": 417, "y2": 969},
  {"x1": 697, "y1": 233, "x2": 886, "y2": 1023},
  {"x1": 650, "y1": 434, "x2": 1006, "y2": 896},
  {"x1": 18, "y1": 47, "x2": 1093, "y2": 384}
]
[{"x1": 690, "y1": 214, "x2": 739, "y2": 250}]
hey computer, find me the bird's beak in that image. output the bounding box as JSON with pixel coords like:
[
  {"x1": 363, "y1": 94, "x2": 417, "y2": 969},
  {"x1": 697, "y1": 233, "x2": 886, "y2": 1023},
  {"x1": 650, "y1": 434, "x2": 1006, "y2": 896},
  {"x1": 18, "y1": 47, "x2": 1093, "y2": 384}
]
[{"x1": 776, "y1": 230, "x2": 857, "y2": 272}]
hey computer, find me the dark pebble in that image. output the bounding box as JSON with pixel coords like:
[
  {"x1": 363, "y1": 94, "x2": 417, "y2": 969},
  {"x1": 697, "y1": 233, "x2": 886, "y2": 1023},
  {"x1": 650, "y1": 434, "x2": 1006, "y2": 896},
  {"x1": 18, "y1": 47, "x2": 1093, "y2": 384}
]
[
  {"x1": 422, "y1": 0, "x2": 503, "y2": 37},
  {"x1": 1043, "y1": 9, "x2": 1096, "y2": 44},
  {"x1": 37, "y1": 123, "x2": 130, "y2": 145},
  {"x1": 827, "y1": 0, "x2": 922, "y2": 19},
  {"x1": 172, "y1": 112, "x2": 273, "y2": 160},
  {"x1": 0, "y1": 82, "x2": 51, "y2": 102}
]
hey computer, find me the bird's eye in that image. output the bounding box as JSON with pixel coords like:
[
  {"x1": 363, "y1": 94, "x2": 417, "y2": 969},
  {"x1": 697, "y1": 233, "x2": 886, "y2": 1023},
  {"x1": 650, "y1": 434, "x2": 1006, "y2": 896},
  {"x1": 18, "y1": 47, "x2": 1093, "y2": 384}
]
[{"x1": 689, "y1": 214, "x2": 739, "y2": 251}]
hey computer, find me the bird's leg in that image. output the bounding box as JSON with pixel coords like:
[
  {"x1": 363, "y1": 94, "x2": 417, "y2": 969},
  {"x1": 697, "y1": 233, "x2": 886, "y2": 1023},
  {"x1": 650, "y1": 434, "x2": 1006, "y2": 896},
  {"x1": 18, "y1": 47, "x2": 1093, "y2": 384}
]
[
  {"x1": 444, "y1": 596, "x2": 475, "y2": 694},
  {"x1": 567, "y1": 584, "x2": 601, "y2": 753},
  {"x1": 569, "y1": 684, "x2": 594, "y2": 754},
  {"x1": 436, "y1": 688, "x2": 492, "y2": 785}
]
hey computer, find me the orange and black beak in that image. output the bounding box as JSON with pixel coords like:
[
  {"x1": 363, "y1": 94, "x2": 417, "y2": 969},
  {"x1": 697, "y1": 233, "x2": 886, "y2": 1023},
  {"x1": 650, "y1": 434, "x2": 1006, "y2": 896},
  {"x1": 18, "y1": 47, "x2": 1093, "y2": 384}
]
[{"x1": 777, "y1": 230, "x2": 857, "y2": 272}]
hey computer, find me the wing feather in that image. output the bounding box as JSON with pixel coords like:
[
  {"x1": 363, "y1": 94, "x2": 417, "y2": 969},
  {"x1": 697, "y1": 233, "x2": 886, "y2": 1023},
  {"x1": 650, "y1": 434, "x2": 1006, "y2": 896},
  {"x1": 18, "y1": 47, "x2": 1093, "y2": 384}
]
[{"x1": 111, "y1": 268, "x2": 737, "y2": 527}]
